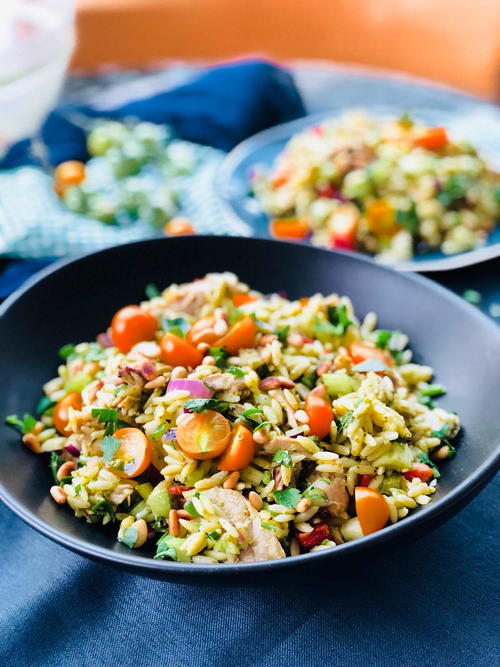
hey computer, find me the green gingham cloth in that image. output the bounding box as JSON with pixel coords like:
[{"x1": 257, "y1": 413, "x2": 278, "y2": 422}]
[{"x1": 0, "y1": 141, "x2": 249, "y2": 259}]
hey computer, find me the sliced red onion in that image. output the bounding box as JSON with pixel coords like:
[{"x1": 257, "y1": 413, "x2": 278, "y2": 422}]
[
  {"x1": 64, "y1": 444, "x2": 80, "y2": 457},
  {"x1": 289, "y1": 427, "x2": 306, "y2": 439},
  {"x1": 96, "y1": 332, "x2": 113, "y2": 348},
  {"x1": 166, "y1": 379, "x2": 212, "y2": 398},
  {"x1": 162, "y1": 428, "x2": 177, "y2": 442}
]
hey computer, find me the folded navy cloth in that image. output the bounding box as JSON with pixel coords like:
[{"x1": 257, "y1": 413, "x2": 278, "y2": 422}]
[{"x1": 1, "y1": 60, "x2": 305, "y2": 169}]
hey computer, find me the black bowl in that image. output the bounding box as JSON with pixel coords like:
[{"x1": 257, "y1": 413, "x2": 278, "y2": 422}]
[{"x1": 1, "y1": 236, "x2": 499, "y2": 581}]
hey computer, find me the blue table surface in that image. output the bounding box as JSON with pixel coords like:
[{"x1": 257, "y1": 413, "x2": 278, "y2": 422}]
[{"x1": 0, "y1": 67, "x2": 499, "y2": 666}]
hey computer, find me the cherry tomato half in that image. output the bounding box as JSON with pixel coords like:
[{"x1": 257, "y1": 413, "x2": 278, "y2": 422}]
[
  {"x1": 53, "y1": 392, "x2": 83, "y2": 436},
  {"x1": 348, "y1": 342, "x2": 393, "y2": 367},
  {"x1": 111, "y1": 305, "x2": 158, "y2": 353},
  {"x1": 305, "y1": 394, "x2": 334, "y2": 439},
  {"x1": 355, "y1": 487, "x2": 390, "y2": 535},
  {"x1": 176, "y1": 411, "x2": 231, "y2": 460},
  {"x1": 186, "y1": 317, "x2": 219, "y2": 347},
  {"x1": 160, "y1": 332, "x2": 203, "y2": 368},
  {"x1": 217, "y1": 424, "x2": 256, "y2": 471},
  {"x1": 109, "y1": 427, "x2": 152, "y2": 478},
  {"x1": 214, "y1": 315, "x2": 257, "y2": 354}
]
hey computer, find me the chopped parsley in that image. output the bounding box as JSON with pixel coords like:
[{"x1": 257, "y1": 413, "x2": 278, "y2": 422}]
[
  {"x1": 303, "y1": 483, "x2": 327, "y2": 504},
  {"x1": 49, "y1": 452, "x2": 62, "y2": 484},
  {"x1": 58, "y1": 343, "x2": 76, "y2": 360},
  {"x1": 261, "y1": 470, "x2": 272, "y2": 485},
  {"x1": 431, "y1": 424, "x2": 449, "y2": 439},
  {"x1": 442, "y1": 440, "x2": 457, "y2": 458},
  {"x1": 336, "y1": 410, "x2": 354, "y2": 433},
  {"x1": 418, "y1": 452, "x2": 441, "y2": 478},
  {"x1": 351, "y1": 359, "x2": 389, "y2": 372},
  {"x1": 101, "y1": 435, "x2": 121, "y2": 463},
  {"x1": 119, "y1": 525, "x2": 138, "y2": 549},
  {"x1": 91, "y1": 408, "x2": 128, "y2": 436},
  {"x1": 275, "y1": 325, "x2": 290, "y2": 345},
  {"x1": 327, "y1": 304, "x2": 353, "y2": 336},
  {"x1": 161, "y1": 316, "x2": 189, "y2": 338},
  {"x1": 272, "y1": 449, "x2": 292, "y2": 468},
  {"x1": 36, "y1": 396, "x2": 55, "y2": 416},
  {"x1": 151, "y1": 424, "x2": 168, "y2": 440},
  {"x1": 145, "y1": 283, "x2": 161, "y2": 299},
  {"x1": 209, "y1": 347, "x2": 230, "y2": 369},
  {"x1": 184, "y1": 398, "x2": 230, "y2": 414},
  {"x1": 74, "y1": 484, "x2": 82, "y2": 495},
  {"x1": 206, "y1": 531, "x2": 221, "y2": 541},
  {"x1": 273, "y1": 488, "x2": 301, "y2": 508},
  {"x1": 184, "y1": 496, "x2": 201, "y2": 517},
  {"x1": 374, "y1": 330, "x2": 393, "y2": 349},
  {"x1": 396, "y1": 203, "x2": 419, "y2": 234},
  {"x1": 227, "y1": 366, "x2": 245, "y2": 377},
  {"x1": 256, "y1": 363, "x2": 272, "y2": 379},
  {"x1": 5, "y1": 413, "x2": 37, "y2": 434},
  {"x1": 300, "y1": 368, "x2": 318, "y2": 390},
  {"x1": 253, "y1": 421, "x2": 272, "y2": 433},
  {"x1": 437, "y1": 174, "x2": 469, "y2": 207},
  {"x1": 91, "y1": 499, "x2": 116, "y2": 521}
]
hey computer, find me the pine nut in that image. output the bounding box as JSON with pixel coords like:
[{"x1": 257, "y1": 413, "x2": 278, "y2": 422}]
[
  {"x1": 213, "y1": 320, "x2": 228, "y2": 337},
  {"x1": 33, "y1": 421, "x2": 44, "y2": 435},
  {"x1": 130, "y1": 519, "x2": 148, "y2": 548},
  {"x1": 171, "y1": 366, "x2": 188, "y2": 379},
  {"x1": 258, "y1": 334, "x2": 278, "y2": 346},
  {"x1": 201, "y1": 355, "x2": 215, "y2": 365},
  {"x1": 253, "y1": 429, "x2": 270, "y2": 445},
  {"x1": 295, "y1": 409, "x2": 310, "y2": 424},
  {"x1": 197, "y1": 342, "x2": 211, "y2": 354},
  {"x1": 287, "y1": 333, "x2": 304, "y2": 348},
  {"x1": 432, "y1": 444, "x2": 450, "y2": 461},
  {"x1": 223, "y1": 471, "x2": 240, "y2": 489},
  {"x1": 56, "y1": 461, "x2": 75, "y2": 480},
  {"x1": 168, "y1": 509, "x2": 180, "y2": 537},
  {"x1": 83, "y1": 361, "x2": 100, "y2": 376},
  {"x1": 295, "y1": 498, "x2": 312, "y2": 513},
  {"x1": 50, "y1": 485, "x2": 66, "y2": 504},
  {"x1": 22, "y1": 433, "x2": 42, "y2": 454},
  {"x1": 248, "y1": 491, "x2": 263, "y2": 510}
]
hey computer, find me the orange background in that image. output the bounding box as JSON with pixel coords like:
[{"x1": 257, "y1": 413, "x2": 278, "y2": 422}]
[{"x1": 74, "y1": 0, "x2": 500, "y2": 99}]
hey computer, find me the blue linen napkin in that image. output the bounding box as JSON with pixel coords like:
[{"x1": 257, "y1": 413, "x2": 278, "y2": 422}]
[{"x1": 0, "y1": 60, "x2": 305, "y2": 295}]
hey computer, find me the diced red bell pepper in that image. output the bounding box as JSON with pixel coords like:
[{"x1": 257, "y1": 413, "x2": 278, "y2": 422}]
[
  {"x1": 329, "y1": 209, "x2": 358, "y2": 251},
  {"x1": 167, "y1": 485, "x2": 194, "y2": 495},
  {"x1": 317, "y1": 183, "x2": 336, "y2": 198},
  {"x1": 358, "y1": 474, "x2": 374, "y2": 487},
  {"x1": 413, "y1": 127, "x2": 448, "y2": 151},
  {"x1": 403, "y1": 463, "x2": 434, "y2": 483},
  {"x1": 295, "y1": 523, "x2": 331, "y2": 550}
]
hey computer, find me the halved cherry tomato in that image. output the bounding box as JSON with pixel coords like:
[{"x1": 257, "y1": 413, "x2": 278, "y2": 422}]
[
  {"x1": 186, "y1": 317, "x2": 218, "y2": 347},
  {"x1": 164, "y1": 217, "x2": 195, "y2": 236},
  {"x1": 413, "y1": 127, "x2": 448, "y2": 151},
  {"x1": 214, "y1": 315, "x2": 257, "y2": 354},
  {"x1": 232, "y1": 293, "x2": 257, "y2": 307},
  {"x1": 111, "y1": 305, "x2": 158, "y2": 353},
  {"x1": 53, "y1": 392, "x2": 83, "y2": 436},
  {"x1": 176, "y1": 411, "x2": 231, "y2": 460},
  {"x1": 348, "y1": 342, "x2": 394, "y2": 367},
  {"x1": 167, "y1": 485, "x2": 194, "y2": 495},
  {"x1": 317, "y1": 183, "x2": 336, "y2": 198},
  {"x1": 217, "y1": 424, "x2": 256, "y2": 471},
  {"x1": 270, "y1": 218, "x2": 310, "y2": 240},
  {"x1": 355, "y1": 487, "x2": 390, "y2": 535},
  {"x1": 403, "y1": 463, "x2": 434, "y2": 483},
  {"x1": 358, "y1": 474, "x2": 374, "y2": 487},
  {"x1": 54, "y1": 160, "x2": 86, "y2": 196},
  {"x1": 110, "y1": 428, "x2": 152, "y2": 478},
  {"x1": 160, "y1": 332, "x2": 203, "y2": 368},
  {"x1": 305, "y1": 394, "x2": 334, "y2": 439},
  {"x1": 328, "y1": 207, "x2": 358, "y2": 250}
]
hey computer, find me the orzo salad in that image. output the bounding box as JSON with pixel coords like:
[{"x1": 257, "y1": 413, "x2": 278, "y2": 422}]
[
  {"x1": 7, "y1": 273, "x2": 460, "y2": 563},
  {"x1": 252, "y1": 112, "x2": 500, "y2": 262}
]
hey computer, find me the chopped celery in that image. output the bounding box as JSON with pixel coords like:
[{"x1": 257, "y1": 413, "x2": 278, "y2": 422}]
[
  {"x1": 130, "y1": 500, "x2": 148, "y2": 518},
  {"x1": 322, "y1": 373, "x2": 359, "y2": 397},
  {"x1": 155, "y1": 534, "x2": 190, "y2": 562},
  {"x1": 146, "y1": 481, "x2": 172, "y2": 517},
  {"x1": 184, "y1": 460, "x2": 211, "y2": 486},
  {"x1": 136, "y1": 482, "x2": 153, "y2": 500},
  {"x1": 64, "y1": 372, "x2": 92, "y2": 393},
  {"x1": 341, "y1": 517, "x2": 364, "y2": 542}
]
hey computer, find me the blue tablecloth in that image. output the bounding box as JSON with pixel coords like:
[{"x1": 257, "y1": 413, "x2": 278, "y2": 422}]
[{"x1": 1, "y1": 478, "x2": 498, "y2": 667}]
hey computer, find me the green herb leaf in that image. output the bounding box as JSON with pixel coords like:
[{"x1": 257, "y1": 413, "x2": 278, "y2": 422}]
[
  {"x1": 206, "y1": 530, "x2": 221, "y2": 541},
  {"x1": 151, "y1": 424, "x2": 168, "y2": 440},
  {"x1": 161, "y1": 316, "x2": 189, "y2": 338},
  {"x1": 183, "y1": 498, "x2": 200, "y2": 517},
  {"x1": 431, "y1": 424, "x2": 449, "y2": 439},
  {"x1": 227, "y1": 366, "x2": 245, "y2": 377},
  {"x1": 59, "y1": 343, "x2": 76, "y2": 360},
  {"x1": 256, "y1": 363, "x2": 272, "y2": 379},
  {"x1": 91, "y1": 499, "x2": 116, "y2": 521},
  {"x1": 273, "y1": 487, "x2": 301, "y2": 508},
  {"x1": 261, "y1": 521, "x2": 279, "y2": 532},
  {"x1": 396, "y1": 203, "x2": 419, "y2": 234},
  {"x1": 420, "y1": 384, "x2": 446, "y2": 397},
  {"x1": 92, "y1": 408, "x2": 118, "y2": 423},
  {"x1": 462, "y1": 289, "x2": 482, "y2": 306},
  {"x1": 209, "y1": 347, "x2": 230, "y2": 369},
  {"x1": 419, "y1": 395, "x2": 435, "y2": 409},
  {"x1": 184, "y1": 398, "x2": 230, "y2": 414},
  {"x1": 261, "y1": 470, "x2": 272, "y2": 485},
  {"x1": 327, "y1": 304, "x2": 352, "y2": 336},
  {"x1": 437, "y1": 174, "x2": 469, "y2": 207},
  {"x1": 119, "y1": 525, "x2": 138, "y2": 549},
  {"x1": 253, "y1": 421, "x2": 272, "y2": 433},
  {"x1": 101, "y1": 435, "x2": 121, "y2": 463},
  {"x1": 229, "y1": 308, "x2": 243, "y2": 324},
  {"x1": 242, "y1": 407, "x2": 264, "y2": 420},
  {"x1": 50, "y1": 451, "x2": 62, "y2": 484},
  {"x1": 275, "y1": 325, "x2": 290, "y2": 345},
  {"x1": 5, "y1": 413, "x2": 37, "y2": 434},
  {"x1": 273, "y1": 449, "x2": 292, "y2": 467},
  {"x1": 351, "y1": 359, "x2": 389, "y2": 372},
  {"x1": 300, "y1": 368, "x2": 318, "y2": 390},
  {"x1": 74, "y1": 484, "x2": 82, "y2": 495},
  {"x1": 36, "y1": 396, "x2": 55, "y2": 416},
  {"x1": 145, "y1": 283, "x2": 161, "y2": 299},
  {"x1": 443, "y1": 440, "x2": 457, "y2": 458},
  {"x1": 336, "y1": 410, "x2": 354, "y2": 433},
  {"x1": 417, "y1": 452, "x2": 441, "y2": 478},
  {"x1": 374, "y1": 330, "x2": 393, "y2": 349}
]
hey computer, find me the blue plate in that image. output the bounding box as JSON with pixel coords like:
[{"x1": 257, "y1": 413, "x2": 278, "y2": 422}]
[{"x1": 216, "y1": 106, "x2": 500, "y2": 272}]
